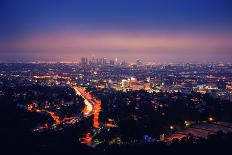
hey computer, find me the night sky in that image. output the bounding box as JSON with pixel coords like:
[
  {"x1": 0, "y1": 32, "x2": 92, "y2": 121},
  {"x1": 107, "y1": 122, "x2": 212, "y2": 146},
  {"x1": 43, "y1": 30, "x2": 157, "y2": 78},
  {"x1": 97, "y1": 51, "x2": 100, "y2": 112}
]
[{"x1": 0, "y1": 0, "x2": 232, "y2": 62}]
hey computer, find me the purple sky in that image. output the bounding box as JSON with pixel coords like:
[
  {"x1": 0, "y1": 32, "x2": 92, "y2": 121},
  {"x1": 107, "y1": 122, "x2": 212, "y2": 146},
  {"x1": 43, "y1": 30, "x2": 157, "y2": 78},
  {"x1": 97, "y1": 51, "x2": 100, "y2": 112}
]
[{"x1": 0, "y1": 0, "x2": 232, "y2": 62}]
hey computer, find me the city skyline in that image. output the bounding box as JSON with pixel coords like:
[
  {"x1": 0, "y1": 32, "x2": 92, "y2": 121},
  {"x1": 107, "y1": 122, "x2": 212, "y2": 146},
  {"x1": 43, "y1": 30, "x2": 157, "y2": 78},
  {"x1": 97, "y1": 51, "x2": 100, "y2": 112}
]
[
  {"x1": 1, "y1": 0, "x2": 232, "y2": 62},
  {"x1": 1, "y1": 1, "x2": 232, "y2": 153}
]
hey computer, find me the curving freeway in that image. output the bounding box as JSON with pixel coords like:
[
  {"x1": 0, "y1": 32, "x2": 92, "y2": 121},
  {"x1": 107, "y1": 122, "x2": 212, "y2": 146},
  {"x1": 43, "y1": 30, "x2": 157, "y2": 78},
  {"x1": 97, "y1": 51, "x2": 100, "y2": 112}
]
[
  {"x1": 30, "y1": 76, "x2": 101, "y2": 131},
  {"x1": 71, "y1": 84, "x2": 101, "y2": 128}
]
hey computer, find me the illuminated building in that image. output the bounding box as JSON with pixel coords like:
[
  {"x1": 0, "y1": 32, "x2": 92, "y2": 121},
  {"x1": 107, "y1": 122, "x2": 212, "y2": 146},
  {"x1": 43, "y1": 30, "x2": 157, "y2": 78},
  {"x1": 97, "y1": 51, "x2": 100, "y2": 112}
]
[
  {"x1": 80, "y1": 57, "x2": 88, "y2": 65},
  {"x1": 144, "y1": 83, "x2": 151, "y2": 90},
  {"x1": 103, "y1": 57, "x2": 107, "y2": 65},
  {"x1": 136, "y1": 59, "x2": 143, "y2": 65},
  {"x1": 121, "y1": 79, "x2": 130, "y2": 88},
  {"x1": 109, "y1": 59, "x2": 115, "y2": 65},
  {"x1": 129, "y1": 77, "x2": 137, "y2": 86}
]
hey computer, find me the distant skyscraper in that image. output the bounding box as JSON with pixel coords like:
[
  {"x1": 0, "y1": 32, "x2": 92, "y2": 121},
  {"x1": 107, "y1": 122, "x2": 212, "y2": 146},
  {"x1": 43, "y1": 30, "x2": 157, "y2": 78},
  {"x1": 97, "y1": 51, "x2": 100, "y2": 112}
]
[
  {"x1": 89, "y1": 56, "x2": 96, "y2": 65},
  {"x1": 81, "y1": 57, "x2": 88, "y2": 65},
  {"x1": 115, "y1": 58, "x2": 118, "y2": 65},
  {"x1": 136, "y1": 59, "x2": 143, "y2": 65},
  {"x1": 96, "y1": 58, "x2": 103, "y2": 65},
  {"x1": 109, "y1": 59, "x2": 115, "y2": 65},
  {"x1": 103, "y1": 58, "x2": 107, "y2": 65},
  {"x1": 121, "y1": 60, "x2": 126, "y2": 66}
]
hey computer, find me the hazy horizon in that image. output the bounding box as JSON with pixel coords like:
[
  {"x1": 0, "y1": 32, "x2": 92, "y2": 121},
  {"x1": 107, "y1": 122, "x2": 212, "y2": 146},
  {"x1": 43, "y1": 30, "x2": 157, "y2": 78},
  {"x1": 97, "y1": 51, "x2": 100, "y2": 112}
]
[{"x1": 1, "y1": 0, "x2": 232, "y2": 62}]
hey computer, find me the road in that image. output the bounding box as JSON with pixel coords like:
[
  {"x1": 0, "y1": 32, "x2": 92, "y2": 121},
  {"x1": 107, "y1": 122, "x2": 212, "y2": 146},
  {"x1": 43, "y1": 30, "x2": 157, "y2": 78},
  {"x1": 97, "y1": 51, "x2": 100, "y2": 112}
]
[
  {"x1": 71, "y1": 84, "x2": 101, "y2": 128},
  {"x1": 30, "y1": 76, "x2": 101, "y2": 131}
]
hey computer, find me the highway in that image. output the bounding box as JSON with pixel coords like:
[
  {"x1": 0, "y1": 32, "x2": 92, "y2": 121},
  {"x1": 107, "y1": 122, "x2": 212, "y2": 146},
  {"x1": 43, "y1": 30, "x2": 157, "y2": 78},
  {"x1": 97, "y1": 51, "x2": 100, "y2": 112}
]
[
  {"x1": 30, "y1": 76, "x2": 101, "y2": 131},
  {"x1": 71, "y1": 84, "x2": 101, "y2": 128}
]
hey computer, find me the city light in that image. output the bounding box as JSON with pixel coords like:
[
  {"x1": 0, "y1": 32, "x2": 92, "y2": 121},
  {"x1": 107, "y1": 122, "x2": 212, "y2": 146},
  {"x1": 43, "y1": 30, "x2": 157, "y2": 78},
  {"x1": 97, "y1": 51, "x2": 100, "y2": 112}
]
[
  {"x1": 209, "y1": 117, "x2": 214, "y2": 122},
  {"x1": 1, "y1": 0, "x2": 232, "y2": 154},
  {"x1": 170, "y1": 125, "x2": 174, "y2": 130}
]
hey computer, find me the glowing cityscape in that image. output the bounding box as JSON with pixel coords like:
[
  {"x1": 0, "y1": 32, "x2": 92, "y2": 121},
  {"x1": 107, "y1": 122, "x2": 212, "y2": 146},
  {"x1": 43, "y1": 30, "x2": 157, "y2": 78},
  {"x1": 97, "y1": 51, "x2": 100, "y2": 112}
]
[{"x1": 0, "y1": 0, "x2": 232, "y2": 155}]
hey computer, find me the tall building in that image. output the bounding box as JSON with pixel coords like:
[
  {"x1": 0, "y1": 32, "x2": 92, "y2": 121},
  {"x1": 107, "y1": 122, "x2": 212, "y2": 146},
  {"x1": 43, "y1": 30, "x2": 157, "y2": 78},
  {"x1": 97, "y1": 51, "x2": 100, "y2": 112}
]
[
  {"x1": 109, "y1": 59, "x2": 115, "y2": 65},
  {"x1": 89, "y1": 56, "x2": 96, "y2": 65},
  {"x1": 80, "y1": 57, "x2": 88, "y2": 65},
  {"x1": 96, "y1": 58, "x2": 103, "y2": 65},
  {"x1": 103, "y1": 58, "x2": 107, "y2": 65},
  {"x1": 121, "y1": 60, "x2": 127, "y2": 66},
  {"x1": 136, "y1": 59, "x2": 143, "y2": 65},
  {"x1": 115, "y1": 58, "x2": 118, "y2": 65}
]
